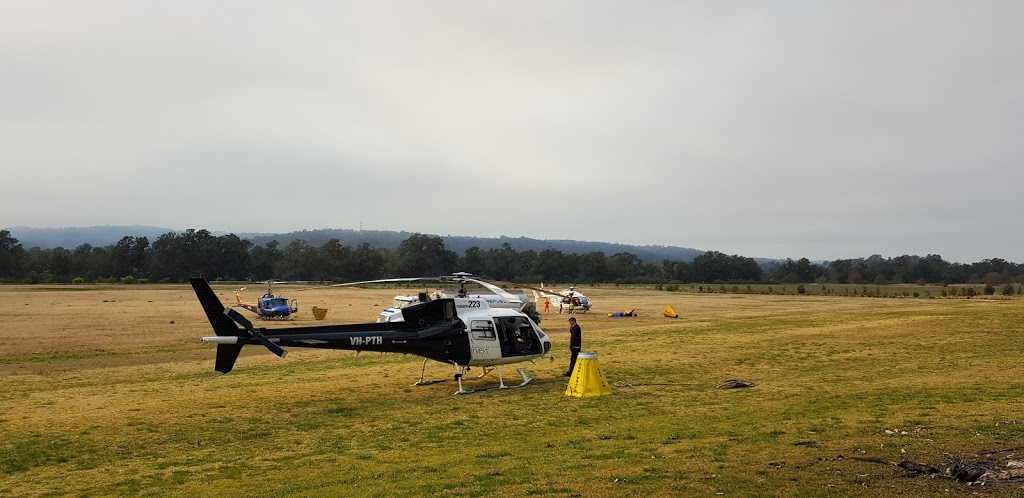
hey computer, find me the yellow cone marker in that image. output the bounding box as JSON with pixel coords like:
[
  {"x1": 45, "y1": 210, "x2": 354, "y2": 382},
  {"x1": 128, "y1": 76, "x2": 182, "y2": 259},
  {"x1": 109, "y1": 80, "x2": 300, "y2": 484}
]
[{"x1": 565, "y1": 352, "x2": 611, "y2": 397}]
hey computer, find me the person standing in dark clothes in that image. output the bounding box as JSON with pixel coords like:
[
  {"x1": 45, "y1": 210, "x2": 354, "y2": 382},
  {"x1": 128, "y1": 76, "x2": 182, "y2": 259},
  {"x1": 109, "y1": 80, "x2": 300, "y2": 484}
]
[{"x1": 565, "y1": 317, "x2": 582, "y2": 376}]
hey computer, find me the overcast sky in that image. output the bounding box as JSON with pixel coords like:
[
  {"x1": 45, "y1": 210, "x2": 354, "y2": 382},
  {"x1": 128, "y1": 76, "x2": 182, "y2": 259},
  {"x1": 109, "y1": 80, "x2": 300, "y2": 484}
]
[{"x1": 2, "y1": 1, "x2": 1022, "y2": 263}]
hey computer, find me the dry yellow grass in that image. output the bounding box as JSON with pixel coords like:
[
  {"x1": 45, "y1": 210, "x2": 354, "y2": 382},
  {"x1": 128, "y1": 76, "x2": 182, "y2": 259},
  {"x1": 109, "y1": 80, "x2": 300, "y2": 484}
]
[{"x1": 2, "y1": 283, "x2": 1023, "y2": 496}]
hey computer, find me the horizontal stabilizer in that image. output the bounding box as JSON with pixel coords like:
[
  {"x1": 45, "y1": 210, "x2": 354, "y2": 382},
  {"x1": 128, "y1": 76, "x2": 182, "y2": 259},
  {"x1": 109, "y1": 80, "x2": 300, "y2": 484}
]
[{"x1": 215, "y1": 343, "x2": 244, "y2": 374}]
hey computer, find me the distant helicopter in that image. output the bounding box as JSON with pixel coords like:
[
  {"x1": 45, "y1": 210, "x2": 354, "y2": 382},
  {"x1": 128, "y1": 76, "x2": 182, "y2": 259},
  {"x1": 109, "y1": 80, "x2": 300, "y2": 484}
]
[
  {"x1": 557, "y1": 286, "x2": 592, "y2": 313},
  {"x1": 233, "y1": 282, "x2": 298, "y2": 319},
  {"x1": 514, "y1": 284, "x2": 593, "y2": 313},
  {"x1": 191, "y1": 275, "x2": 552, "y2": 394}
]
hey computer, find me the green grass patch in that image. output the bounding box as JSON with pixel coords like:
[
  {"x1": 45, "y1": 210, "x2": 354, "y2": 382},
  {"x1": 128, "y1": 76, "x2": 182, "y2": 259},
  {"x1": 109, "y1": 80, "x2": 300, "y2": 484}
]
[{"x1": 2, "y1": 287, "x2": 1023, "y2": 496}]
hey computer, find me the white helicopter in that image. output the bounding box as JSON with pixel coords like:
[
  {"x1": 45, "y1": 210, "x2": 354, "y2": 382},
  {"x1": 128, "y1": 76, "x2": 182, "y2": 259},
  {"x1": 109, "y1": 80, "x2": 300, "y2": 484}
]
[
  {"x1": 192, "y1": 273, "x2": 552, "y2": 394},
  {"x1": 373, "y1": 274, "x2": 538, "y2": 324},
  {"x1": 517, "y1": 284, "x2": 593, "y2": 313}
]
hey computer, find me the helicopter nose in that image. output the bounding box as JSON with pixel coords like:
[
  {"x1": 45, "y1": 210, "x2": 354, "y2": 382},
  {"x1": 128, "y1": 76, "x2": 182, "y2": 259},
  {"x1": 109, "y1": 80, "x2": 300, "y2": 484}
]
[{"x1": 543, "y1": 340, "x2": 551, "y2": 355}]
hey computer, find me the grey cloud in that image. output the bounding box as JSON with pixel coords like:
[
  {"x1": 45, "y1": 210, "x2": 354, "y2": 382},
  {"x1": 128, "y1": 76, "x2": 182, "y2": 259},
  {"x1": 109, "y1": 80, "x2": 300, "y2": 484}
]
[{"x1": 2, "y1": 1, "x2": 1022, "y2": 262}]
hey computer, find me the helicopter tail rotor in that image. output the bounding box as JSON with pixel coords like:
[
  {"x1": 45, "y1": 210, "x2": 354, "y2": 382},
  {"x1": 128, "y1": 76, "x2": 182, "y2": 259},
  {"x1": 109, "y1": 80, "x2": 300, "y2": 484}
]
[
  {"x1": 191, "y1": 277, "x2": 249, "y2": 373},
  {"x1": 191, "y1": 277, "x2": 288, "y2": 374},
  {"x1": 223, "y1": 308, "x2": 289, "y2": 358}
]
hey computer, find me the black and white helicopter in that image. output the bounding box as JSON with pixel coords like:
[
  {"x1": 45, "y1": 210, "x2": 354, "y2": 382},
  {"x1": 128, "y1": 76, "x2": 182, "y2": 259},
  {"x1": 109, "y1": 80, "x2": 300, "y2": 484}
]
[{"x1": 191, "y1": 273, "x2": 552, "y2": 394}]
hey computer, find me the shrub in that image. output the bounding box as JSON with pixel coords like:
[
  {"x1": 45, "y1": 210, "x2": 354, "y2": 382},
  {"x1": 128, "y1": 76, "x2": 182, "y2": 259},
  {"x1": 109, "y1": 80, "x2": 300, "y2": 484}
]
[
  {"x1": 796, "y1": 284, "x2": 806, "y2": 294},
  {"x1": 121, "y1": 275, "x2": 136, "y2": 285},
  {"x1": 984, "y1": 284, "x2": 995, "y2": 295},
  {"x1": 72, "y1": 277, "x2": 84, "y2": 285},
  {"x1": 138, "y1": 278, "x2": 149, "y2": 284},
  {"x1": 1002, "y1": 284, "x2": 1015, "y2": 296},
  {"x1": 665, "y1": 284, "x2": 679, "y2": 292}
]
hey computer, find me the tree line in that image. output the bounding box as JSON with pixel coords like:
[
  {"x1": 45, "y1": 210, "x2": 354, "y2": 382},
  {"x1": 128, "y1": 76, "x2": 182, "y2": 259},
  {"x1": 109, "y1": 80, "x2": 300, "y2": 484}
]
[{"x1": 0, "y1": 229, "x2": 1021, "y2": 286}]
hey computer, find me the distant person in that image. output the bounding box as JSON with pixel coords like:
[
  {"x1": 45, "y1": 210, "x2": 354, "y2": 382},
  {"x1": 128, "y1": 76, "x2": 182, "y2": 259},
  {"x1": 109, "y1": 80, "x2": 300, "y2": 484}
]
[
  {"x1": 544, "y1": 298, "x2": 550, "y2": 313},
  {"x1": 565, "y1": 317, "x2": 582, "y2": 376}
]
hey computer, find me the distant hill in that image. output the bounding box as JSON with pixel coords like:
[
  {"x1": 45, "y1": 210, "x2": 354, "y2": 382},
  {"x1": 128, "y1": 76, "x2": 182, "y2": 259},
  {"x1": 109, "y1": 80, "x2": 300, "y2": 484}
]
[
  {"x1": 5, "y1": 226, "x2": 706, "y2": 262},
  {"x1": 248, "y1": 229, "x2": 705, "y2": 262},
  {"x1": 6, "y1": 225, "x2": 177, "y2": 249},
  {"x1": 4, "y1": 225, "x2": 276, "y2": 249}
]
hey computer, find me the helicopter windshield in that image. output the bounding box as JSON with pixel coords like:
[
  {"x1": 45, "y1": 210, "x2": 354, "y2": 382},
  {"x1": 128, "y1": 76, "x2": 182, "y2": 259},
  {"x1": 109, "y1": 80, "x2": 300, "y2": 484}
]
[
  {"x1": 266, "y1": 298, "x2": 289, "y2": 308},
  {"x1": 392, "y1": 297, "x2": 418, "y2": 309},
  {"x1": 493, "y1": 316, "x2": 541, "y2": 355}
]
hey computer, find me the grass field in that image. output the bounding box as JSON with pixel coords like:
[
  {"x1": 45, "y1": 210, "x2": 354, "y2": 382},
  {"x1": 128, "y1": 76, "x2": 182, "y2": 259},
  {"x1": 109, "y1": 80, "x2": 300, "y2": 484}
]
[{"x1": 2, "y1": 283, "x2": 1023, "y2": 496}]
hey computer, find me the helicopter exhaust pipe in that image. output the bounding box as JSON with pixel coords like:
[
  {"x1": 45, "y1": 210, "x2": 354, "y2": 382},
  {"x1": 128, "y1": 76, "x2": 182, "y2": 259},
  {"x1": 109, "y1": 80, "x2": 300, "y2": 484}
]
[{"x1": 202, "y1": 336, "x2": 239, "y2": 344}]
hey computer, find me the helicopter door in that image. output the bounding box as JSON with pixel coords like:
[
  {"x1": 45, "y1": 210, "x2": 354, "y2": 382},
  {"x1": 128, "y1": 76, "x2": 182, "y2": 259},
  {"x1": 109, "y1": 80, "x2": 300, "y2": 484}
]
[{"x1": 467, "y1": 320, "x2": 501, "y2": 361}]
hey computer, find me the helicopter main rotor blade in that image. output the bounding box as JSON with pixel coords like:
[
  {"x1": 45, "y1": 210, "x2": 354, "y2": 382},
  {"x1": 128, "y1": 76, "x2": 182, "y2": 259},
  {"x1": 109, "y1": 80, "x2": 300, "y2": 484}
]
[
  {"x1": 305, "y1": 277, "x2": 444, "y2": 289},
  {"x1": 292, "y1": 277, "x2": 422, "y2": 291},
  {"x1": 498, "y1": 282, "x2": 562, "y2": 297},
  {"x1": 464, "y1": 278, "x2": 522, "y2": 304}
]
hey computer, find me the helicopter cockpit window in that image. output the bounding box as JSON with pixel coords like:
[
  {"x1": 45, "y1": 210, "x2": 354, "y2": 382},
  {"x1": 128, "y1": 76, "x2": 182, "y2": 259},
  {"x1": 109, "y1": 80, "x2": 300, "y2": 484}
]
[
  {"x1": 470, "y1": 320, "x2": 495, "y2": 340},
  {"x1": 393, "y1": 297, "x2": 417, "y2": 309}
]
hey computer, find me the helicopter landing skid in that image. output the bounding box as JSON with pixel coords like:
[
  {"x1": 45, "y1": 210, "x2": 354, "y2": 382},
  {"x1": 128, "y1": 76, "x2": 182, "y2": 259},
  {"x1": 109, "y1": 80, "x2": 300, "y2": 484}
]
[
  {"x1": 413, "y1": 358, "x2": 448, "y2": 386},
  {"x1": 412, "y1": 359, "x2": 469, "y2": 393},
  {"x1": 459, "y1": 365, "x2": 533, "y2": 394},
  {"x1": 479, "y1": 365, "x2": 534, "y2": 389},
  {"x1": 412, "y1": 359, "x2": 533, "y2": 394}
]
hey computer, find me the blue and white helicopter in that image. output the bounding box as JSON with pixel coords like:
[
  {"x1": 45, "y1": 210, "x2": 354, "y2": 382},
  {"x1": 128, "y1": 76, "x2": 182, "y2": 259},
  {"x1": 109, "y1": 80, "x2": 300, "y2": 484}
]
[{"x1": 233, "y1": 282, "x2": 298, "y2": 319}]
